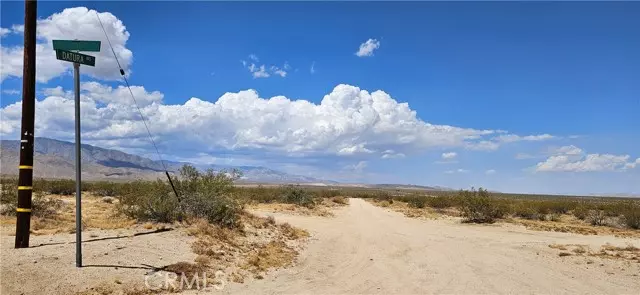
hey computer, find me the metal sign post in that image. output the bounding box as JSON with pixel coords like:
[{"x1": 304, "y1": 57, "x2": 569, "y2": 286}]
[
  {"x1": 53, "y1": 39, "x2": 100, "y2": 267},
  {"x1": 73, "y1": 61, "x2": 82, "y2": 267}
]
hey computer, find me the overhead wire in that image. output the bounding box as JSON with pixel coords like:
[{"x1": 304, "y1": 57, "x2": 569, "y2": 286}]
[{"x1": 94, "y1": 11, "x2": 182, "y2": 208}]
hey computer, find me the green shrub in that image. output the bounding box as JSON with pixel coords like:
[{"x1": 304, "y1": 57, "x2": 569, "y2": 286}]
[
  {"x1": 117, "y1": 165, "x2": 243, "y2": 228},
  {"x1": 315, "y1": 189, "x2": 341, "y2": 199},
  {"x1": 621, "y1": 204, "x2": 640, "y2": 229},
  {"x1": 405, "y1": 195, "x2": 427, "y2": 209},
  {"x1": 458, "y1": 188, "x2": 505, "y2": 223},
  {"x1": 426, "y1": 195, "x2": 457, "y2": 209},
  {"x1": 572, "y1": 204, "x2": 590, "y2": 220},
  {"x1": 0, "y1": 189, "x2": 64, "y2": 218},
  {"x1": 374, "y1": 191, "x2": 393, "y2": 203},
  {"x1": 117, "y1": 180, "x2": 180, "y2": 223},
  {"x1": 280, "y1": 185, "x2": 315, "y2": 208},
  {"x1": 35, "y1": 179, "x2": 76, "y2": 195},
  {"x1": 85, "y1": 181, "x2": 125, "y2": 197},
  {"x1": 513, "y1": 203, "x2": 538, "y2": 220}
]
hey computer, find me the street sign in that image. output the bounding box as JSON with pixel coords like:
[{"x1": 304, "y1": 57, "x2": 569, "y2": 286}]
[
  {"x1": 56, "y1": 50, "x2": 96, "y2": 67},
  {"x1": 52, "y1": 40, "x2": 101, "y2": 52}
]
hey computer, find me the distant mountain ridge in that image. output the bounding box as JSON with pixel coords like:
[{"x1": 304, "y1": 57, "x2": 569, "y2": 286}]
[{"x1": 0, "y1": 137, "x2": 331, "y2": 183}]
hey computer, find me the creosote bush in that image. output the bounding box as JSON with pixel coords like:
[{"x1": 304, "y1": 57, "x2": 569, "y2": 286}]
[
  {"x1": 622, "y1": 204, "x2": 640, "y2": 229},
  {"x1": 280, "y1": 185, "x2": 316, "y2": 208},
  {"x1": 117, "y1": 165, "x2": 242, "y2": 228},
  {"x1": 459, "y1": 188, "x2": 505, "y2": 224},
  {"x1": 0, "y1": 187, "x2": 63, "y2": 218}
]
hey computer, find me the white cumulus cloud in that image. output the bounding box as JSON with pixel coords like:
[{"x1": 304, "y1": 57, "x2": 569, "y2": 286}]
[
  {"x1": 355, "y1": 38, "x2": 380, "y2": 57},
  {"x1": 1, "y1": 7, "x2": 133, "y2": 83},
  {"x1": 485, "y1": 169, "x2": 497, "y2": 175},
  {"x1": 534, "y1": 145, "x2": 638, "y2": 172},
  {"x1": 1, "y1": 82, "x2": 559, "y2": 161}
]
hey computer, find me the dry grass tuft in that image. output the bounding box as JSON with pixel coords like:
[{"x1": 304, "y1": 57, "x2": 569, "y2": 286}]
[
  {"x1": 549, "y1": 244, "x2": 568, "y2": 251},
  {"x1": 548, "y1": 243, "x2": 639, "y2": 262},
  {"x1": 249, "y1": 202, "x2": 334, "y2": 217},
  {"x1": 244, "y1": 241, "x2": 298, "y2": 273},
  {"x1": 331, "y1": 196, "x2": 349, "y2": 205},
  {"x1": 280, "y1": 222, "x2": 310, "y2": 240}
]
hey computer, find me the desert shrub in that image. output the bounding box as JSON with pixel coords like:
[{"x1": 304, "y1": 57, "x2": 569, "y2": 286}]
[
  {"x1": 353, "y1": 191, "x2": 376, "y2": 199},
  {"x1": 513, "y1": 203, "x2": 538, "y2": 220},
  {"x1": 587, "y1": 210, "x2": 607, "y2": 226},
  {"x1": 84, "y1": 181, "x2": 125, "y2": 197},
  {"x1": 572, "y1": 204, "x2": 590, "y2": 220},
  {"x1": 331, "y1": 196, "x2": 349, "y2": 205},
  {"x1": 621, "y1": 204, "x2": 640, "y2": 229},
  {"x1": 426, "y1": 195, "x2": 457, "y2": 209},
  {"x1": 117, "y1": 180, "x2": 180, "y2": 223},
  {"x1": 0, "y1": 189, "x2": 63, "y2": 218},
  {"x1": 597, "y1": 201, "x2": 629, "y2": 217},
  {"x1": 549, "y1": 214, "x2": 562, "y2": 222},
  {"x1": 316, "y1": 189, "x2": 341, "y2": 198},
  {"x1": 35, "y1": 179, "x2": 76, "y2": 195},
  {"x1": 547, "y1": 200, "x2": 575, "y2": 214},
  {"x1": 404, "y1": 195, "x2": 427, "y2": 209},
  {"x1": 458, "y1": 188, "x2": 505, "y2": 223},
  {"x1": 374, "y1": 191, "x2": 393, "y2": 203},
  {"x1": 173, "y1": 166, "x2": 242, "y2": 228},
  {"x1": 238, "y1": 186, "x2": 280, "y2": 204},
  {"x1": 280, "y1": 185, "x2": 315, "y2": 208}
]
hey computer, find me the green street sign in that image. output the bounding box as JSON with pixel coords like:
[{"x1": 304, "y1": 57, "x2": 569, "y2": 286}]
[
  {"x1": 52, "y1": 40, "x2": 101, "y2": 52},
  {"x1": 56, "y1": 50, "x2": 96, "y2": 67}
]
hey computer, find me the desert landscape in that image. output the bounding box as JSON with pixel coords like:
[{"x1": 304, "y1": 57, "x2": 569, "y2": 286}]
[
  {"x1": 2, "y1": 1, "x2": 639, "y2": 295},
  {"x1": 1, "y1": 175, "x2": 639, "y2": 295}
]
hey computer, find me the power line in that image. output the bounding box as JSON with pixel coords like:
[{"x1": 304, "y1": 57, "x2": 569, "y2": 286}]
[
  {"x1": 95, "y1": 12, "x2": 167, "y2": 172},
  {"x1": 95, "y1": 11, "x2": 182, "y2": 209}
]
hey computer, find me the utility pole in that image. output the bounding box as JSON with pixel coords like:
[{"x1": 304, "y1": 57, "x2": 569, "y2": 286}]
[{"x1": 15, "y1": 0, "x2": 37, "y2": 249}]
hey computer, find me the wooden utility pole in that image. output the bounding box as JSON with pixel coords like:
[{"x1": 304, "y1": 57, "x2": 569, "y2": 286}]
[{"x1": 15, "y1": 0, "x2": 37, "y2": 249}]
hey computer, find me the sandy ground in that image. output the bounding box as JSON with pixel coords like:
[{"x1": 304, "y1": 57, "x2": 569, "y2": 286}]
[
  {"x1": 2, "y1": 198, "x2": 639, "y2": 295},
  {"x1": 1, "y1": 227, "x2": 197, "y2": 295},
  {"x1": 223, "y1": 198, "x2": 640, "y2": 295}
]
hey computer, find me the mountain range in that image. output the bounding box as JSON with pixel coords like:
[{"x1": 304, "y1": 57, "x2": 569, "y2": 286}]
[{"x1": 0, "y1": 137, "x2": 331, "y2": 183}]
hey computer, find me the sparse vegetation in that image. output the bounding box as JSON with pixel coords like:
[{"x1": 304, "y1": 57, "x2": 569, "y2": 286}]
[
  {"x1": 116, "y1": 165, "x2": 243, "y2": 228},
  {"x1": 459, "y1": 188, "x2": 506, "y2": 223}
]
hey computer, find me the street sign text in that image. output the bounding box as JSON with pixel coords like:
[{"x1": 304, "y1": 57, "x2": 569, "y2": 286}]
[{"x1": 56, "y1": 50, "x2": 96, "y2": 67}]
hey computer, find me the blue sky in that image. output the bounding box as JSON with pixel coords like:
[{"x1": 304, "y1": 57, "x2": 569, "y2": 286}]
[{"x1": 1, "y1": 2, "x2": 639, "y2": 195}]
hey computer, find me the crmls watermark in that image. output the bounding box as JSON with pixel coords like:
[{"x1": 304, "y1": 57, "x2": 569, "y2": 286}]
[{"x1": 145, "y1": 271, "x2": 226, "y2": 291}]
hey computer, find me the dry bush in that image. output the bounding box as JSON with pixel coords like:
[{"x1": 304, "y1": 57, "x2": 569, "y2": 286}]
[
  {"x1": 621, "y1": 204, "x2": 640, "y2": 229},
  {"x1": 331, "y1": 196, "x2": 349, "y2": 205},
  {"x1": 587, "y1": 210, "x2": 608, "y2": 226},
  {"x1": 244, "y1": 241, "x2": 297, "y2": 273},
  {"x1": 549, "y1": 213, "x2": 562, "y2": 222},
  {"x1": 572, "y1": 204, "x2": 590, "y2": 220},
  {"x1": 280, "y1": 222, "x2": 309, "y2": 240}
]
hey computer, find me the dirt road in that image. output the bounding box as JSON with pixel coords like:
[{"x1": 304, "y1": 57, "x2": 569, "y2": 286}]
[{"x1": 227, "y1": 198, "x2": 639, "y2": 294}]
